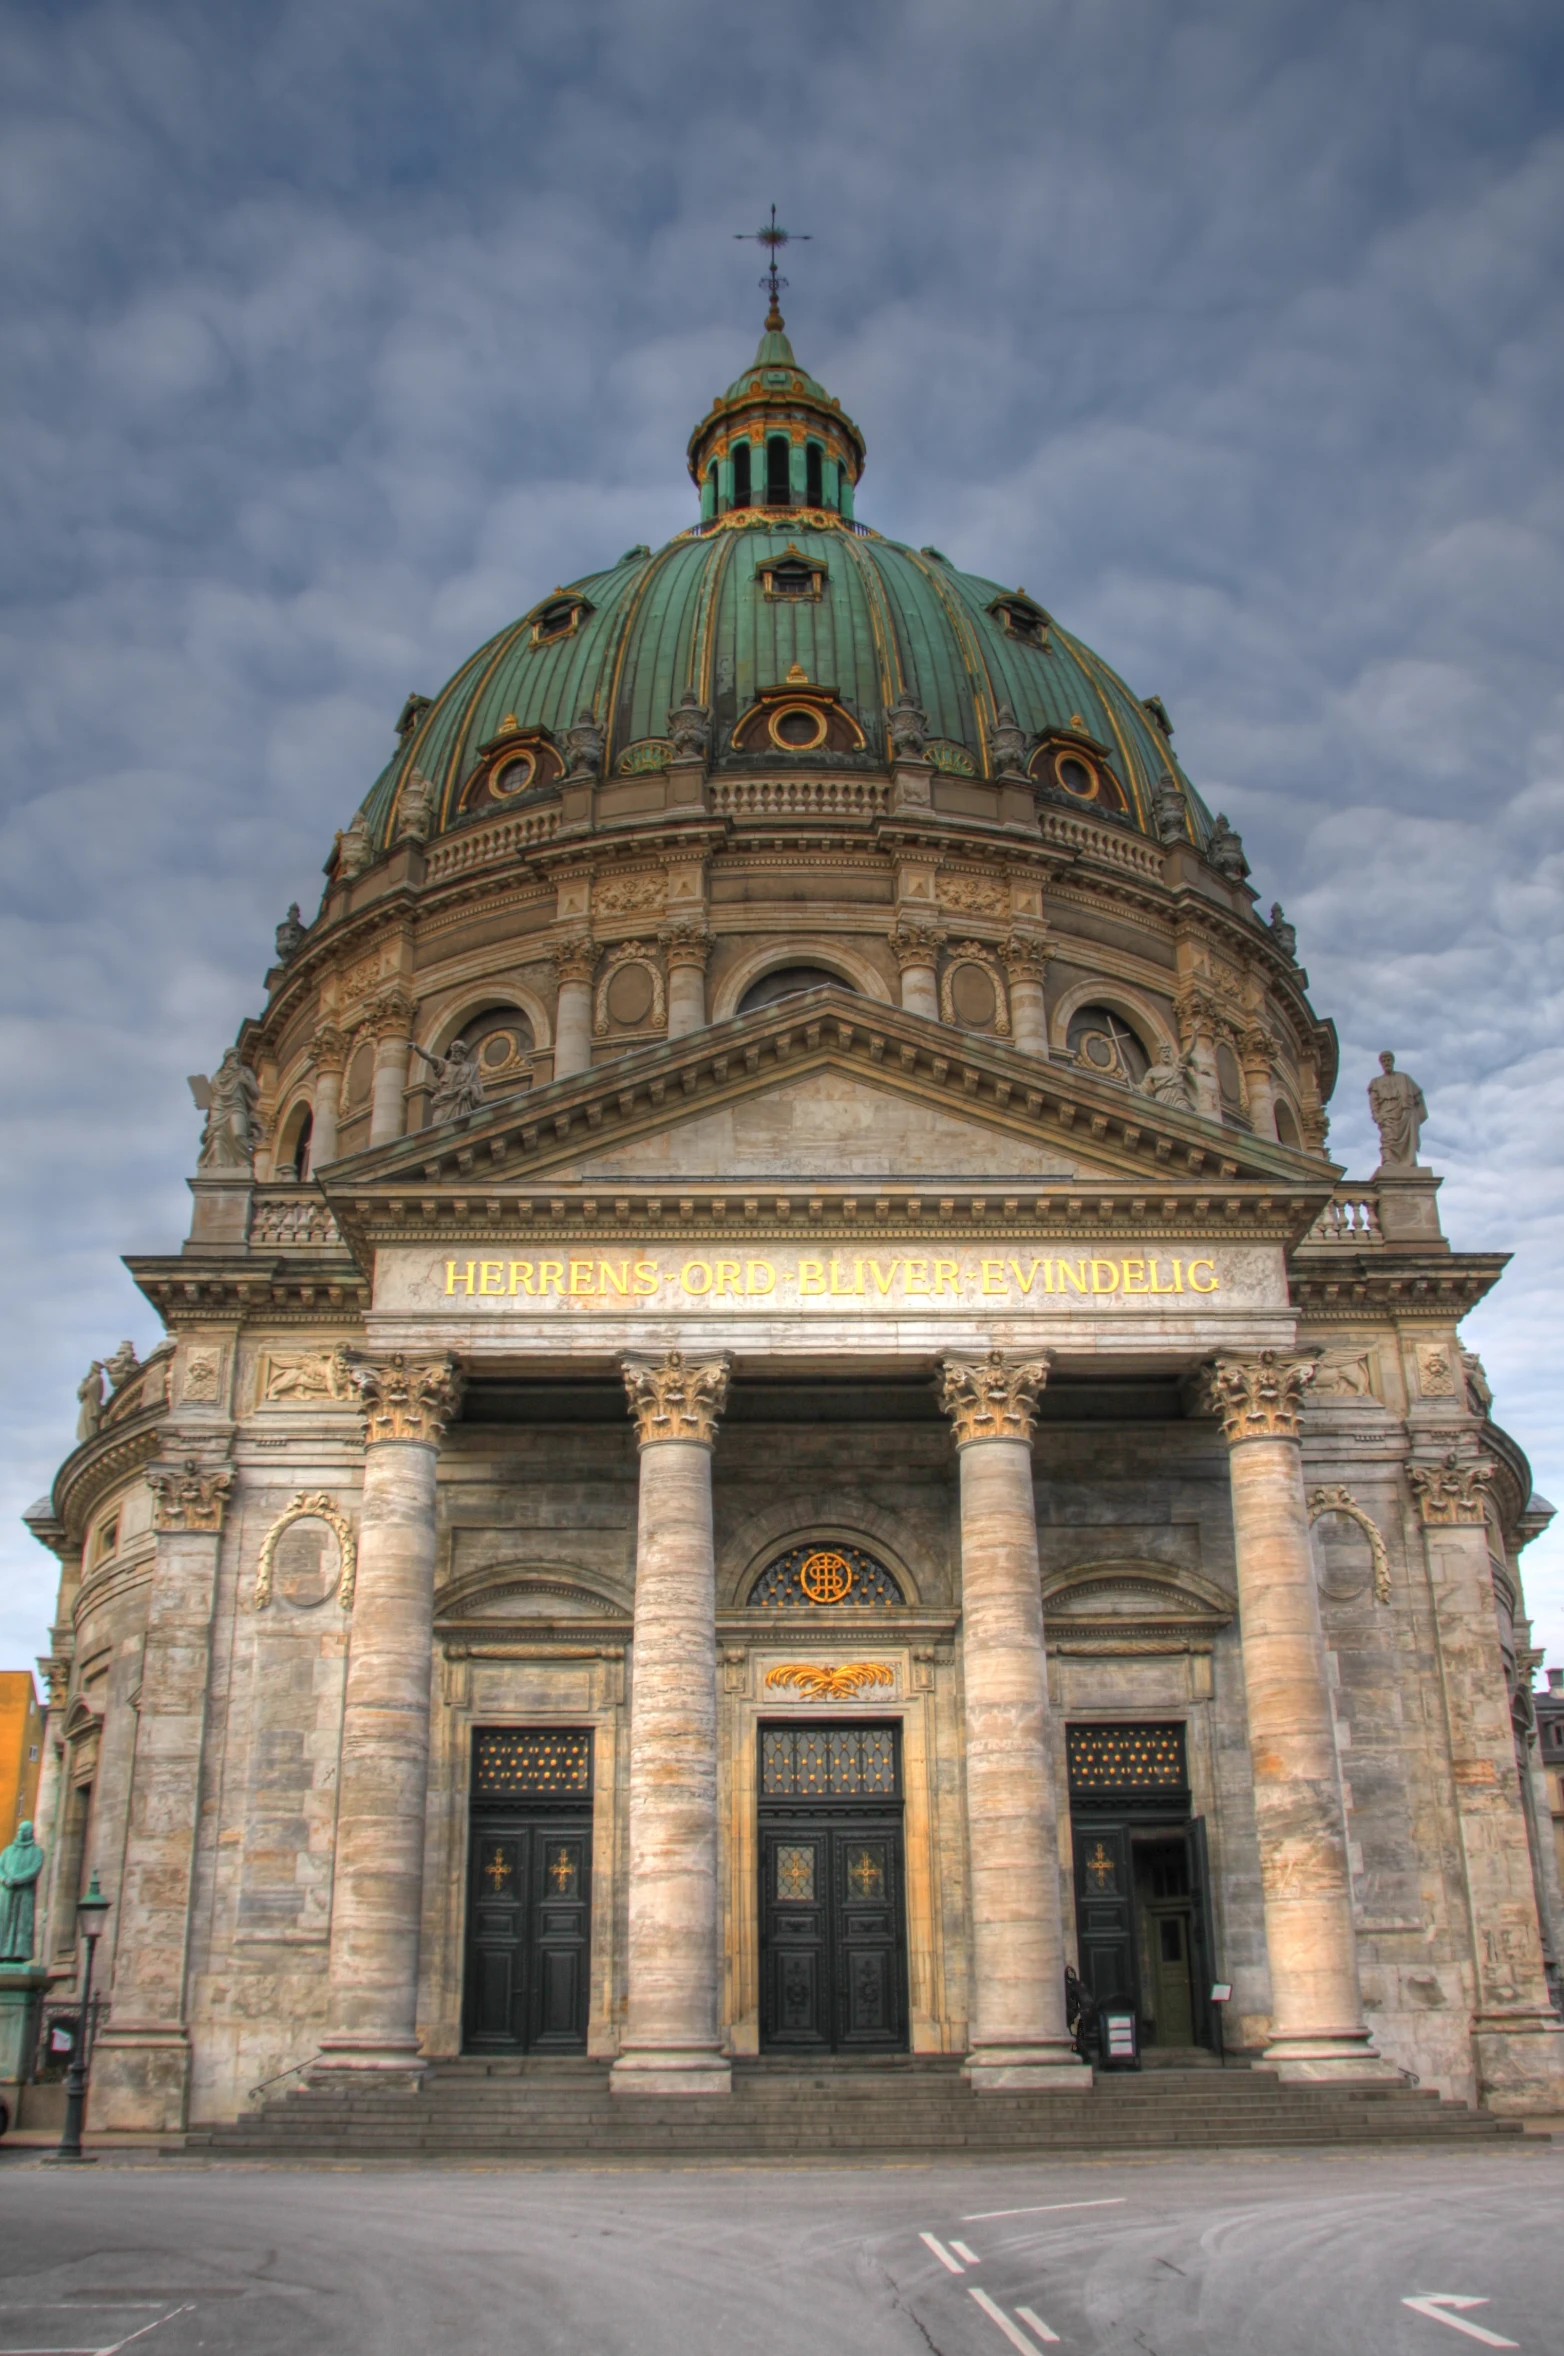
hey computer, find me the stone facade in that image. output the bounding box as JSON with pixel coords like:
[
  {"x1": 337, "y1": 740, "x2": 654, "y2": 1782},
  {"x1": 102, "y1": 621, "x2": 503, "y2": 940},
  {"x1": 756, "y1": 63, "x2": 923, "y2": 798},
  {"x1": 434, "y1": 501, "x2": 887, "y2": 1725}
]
[{"x1": 23, "y1": 309, "x2": 1564, "y2": 2131}]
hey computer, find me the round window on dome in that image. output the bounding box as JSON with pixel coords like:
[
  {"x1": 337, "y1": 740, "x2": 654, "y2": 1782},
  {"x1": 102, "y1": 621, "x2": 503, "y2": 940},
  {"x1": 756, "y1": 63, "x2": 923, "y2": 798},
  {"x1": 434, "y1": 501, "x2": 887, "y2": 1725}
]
[
  {"x1": 769, "y1": 702, "x2": 829, "y2": 751},
  {"x1": 493, "y1": 751, "x2": 536, "y2": 797},
  {"x1": 1065, "y1": 1005, "x2": 1150, "y2": 1086},
  {"x1": 456, "y1": 1007, "x2": 535, "y2": 1088},
  {"x1": 1056, "y1": 752, "x2": 1097, "y2": 798}
]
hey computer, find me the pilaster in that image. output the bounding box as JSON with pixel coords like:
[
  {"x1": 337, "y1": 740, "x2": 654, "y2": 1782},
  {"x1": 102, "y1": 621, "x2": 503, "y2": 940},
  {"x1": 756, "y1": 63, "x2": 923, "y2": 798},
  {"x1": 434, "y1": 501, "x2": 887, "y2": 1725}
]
[{"x1": 90, "y1": 1450, "x2": 235, "y2": 2131}]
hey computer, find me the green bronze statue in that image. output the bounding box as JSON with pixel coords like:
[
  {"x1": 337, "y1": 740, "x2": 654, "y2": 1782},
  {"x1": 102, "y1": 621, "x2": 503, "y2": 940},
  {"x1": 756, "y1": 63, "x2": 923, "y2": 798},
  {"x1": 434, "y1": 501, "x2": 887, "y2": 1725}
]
[{"x1": 0, "y1": 1822, "x2": 45, "y2": 1963}]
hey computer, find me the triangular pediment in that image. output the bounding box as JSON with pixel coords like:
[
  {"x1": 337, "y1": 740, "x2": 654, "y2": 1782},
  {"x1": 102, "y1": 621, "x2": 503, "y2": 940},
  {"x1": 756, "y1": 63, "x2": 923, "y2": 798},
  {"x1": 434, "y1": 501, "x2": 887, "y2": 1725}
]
[{"x1": 321, "y1": 985, "x2": 1334, "y2": 1250}]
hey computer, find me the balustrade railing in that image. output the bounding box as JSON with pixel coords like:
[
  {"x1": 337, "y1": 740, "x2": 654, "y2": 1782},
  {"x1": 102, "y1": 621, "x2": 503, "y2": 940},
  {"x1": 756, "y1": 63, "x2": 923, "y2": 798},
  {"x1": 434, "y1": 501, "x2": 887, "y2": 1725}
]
[{"x1": 1306, "y1": 1189, "x2": 1381, "y2": 1244}]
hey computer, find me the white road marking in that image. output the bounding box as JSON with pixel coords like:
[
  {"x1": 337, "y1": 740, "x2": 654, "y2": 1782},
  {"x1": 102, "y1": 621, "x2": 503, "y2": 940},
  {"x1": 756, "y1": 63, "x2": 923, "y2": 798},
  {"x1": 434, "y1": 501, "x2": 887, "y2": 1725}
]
[
  {"x1": 951, "y1": 2240, "x2": 981, "y2": 2265},
  {"x1": 1015, "y1": 2307, "x2": 1062, "y2": 2346},
  {"x1": 1402, "y1": 2295, "x2": 1518, "y2": 2348},
  {"x1": 963, "y1": 2197, "x2": 1127, "y2": 2221},
  {"x1": 0, "y1": 2329, "x2": 193, "y2": 2356},
  {"x1": 919, "y1": 2231, "x2": 965, "y2": 2274},
  {"x1": 968, "y1": 2286, "x2": 1049, "y2": 2354}
]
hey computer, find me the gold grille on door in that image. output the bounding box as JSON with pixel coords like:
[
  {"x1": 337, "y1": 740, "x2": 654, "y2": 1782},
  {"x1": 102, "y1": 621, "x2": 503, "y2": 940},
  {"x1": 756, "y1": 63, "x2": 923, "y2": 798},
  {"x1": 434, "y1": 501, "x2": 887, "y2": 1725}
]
[
  {"x1": 474, "y1": 1728, "x2": 593, "y2": 1796},
  {"x1": 1066, "y1": 1723, "x2": 1187, "y2": 1793},
  {"x1": 761, "y1": 1725, "x2": 900, "y2": 1795}
]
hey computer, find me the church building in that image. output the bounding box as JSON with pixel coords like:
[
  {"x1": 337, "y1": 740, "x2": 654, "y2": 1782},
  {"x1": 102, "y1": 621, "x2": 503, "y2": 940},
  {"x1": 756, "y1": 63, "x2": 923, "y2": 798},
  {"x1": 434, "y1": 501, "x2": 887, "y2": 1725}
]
[{"x1": 23, "y1": 290, "x2": 1564, "y2": 2133}]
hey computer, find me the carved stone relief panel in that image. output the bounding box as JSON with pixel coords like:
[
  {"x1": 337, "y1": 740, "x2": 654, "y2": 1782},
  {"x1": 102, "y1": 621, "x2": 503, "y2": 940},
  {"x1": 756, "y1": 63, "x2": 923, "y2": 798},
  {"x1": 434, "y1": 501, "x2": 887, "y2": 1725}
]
[
  {"x1": 1311, "y1": 1342, "x2": 1380, "y2": 1401},
  {"x1": 1415, "y1": 1342, "x2": 1459, "y2": 1399},
  {"x1": 256, "y1": 1348, "x2": 357, "y2": 1406}
]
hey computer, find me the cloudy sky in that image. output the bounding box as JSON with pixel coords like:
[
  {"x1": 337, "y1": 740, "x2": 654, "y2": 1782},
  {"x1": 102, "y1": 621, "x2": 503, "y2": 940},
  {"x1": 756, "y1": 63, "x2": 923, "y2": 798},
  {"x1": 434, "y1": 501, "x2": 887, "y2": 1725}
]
[{"x1": 3, "y1": 0, "x2": 1562, "y2": 1671}]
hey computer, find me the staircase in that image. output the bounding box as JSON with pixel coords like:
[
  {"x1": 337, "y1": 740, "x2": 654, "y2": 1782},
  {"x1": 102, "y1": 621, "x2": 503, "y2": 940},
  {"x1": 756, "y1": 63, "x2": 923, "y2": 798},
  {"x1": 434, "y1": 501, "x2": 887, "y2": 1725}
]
[{"x1": 190, "y1": 2055, "x2": 1524, "y2": 2161}]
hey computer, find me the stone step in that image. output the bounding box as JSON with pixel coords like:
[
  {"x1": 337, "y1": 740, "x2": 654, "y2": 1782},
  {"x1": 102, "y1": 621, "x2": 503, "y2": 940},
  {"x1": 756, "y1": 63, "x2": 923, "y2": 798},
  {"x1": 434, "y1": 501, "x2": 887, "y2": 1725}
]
[{"x1": 191, "y1": 2063, "x2": 1521, "y2": 2158}]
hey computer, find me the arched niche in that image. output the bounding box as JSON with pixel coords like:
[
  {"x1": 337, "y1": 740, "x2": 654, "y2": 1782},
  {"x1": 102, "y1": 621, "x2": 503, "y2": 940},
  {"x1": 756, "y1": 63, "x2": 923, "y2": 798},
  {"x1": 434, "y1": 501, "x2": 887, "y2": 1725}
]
[
  {"x1": 713, "y1": 940, "x2": 894, "y2": 1024},
  {"x1": 1046, "y1": 973, "x2": 1179, "y2": 1068}
]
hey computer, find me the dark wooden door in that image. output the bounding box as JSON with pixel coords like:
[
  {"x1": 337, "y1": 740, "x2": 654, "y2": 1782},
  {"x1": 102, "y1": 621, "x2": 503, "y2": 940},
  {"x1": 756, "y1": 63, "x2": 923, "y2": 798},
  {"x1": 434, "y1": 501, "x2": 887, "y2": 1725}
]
[
  {"x1": 1073, "y1": 1821, "x2": 1138, "y2": 2017},
  {"x1": 760, "y1": 1820, "x2": 907, "y2": 2051},
  {"x1": 464, "y1": 1816, "x2": 591, "y2": 2053}
]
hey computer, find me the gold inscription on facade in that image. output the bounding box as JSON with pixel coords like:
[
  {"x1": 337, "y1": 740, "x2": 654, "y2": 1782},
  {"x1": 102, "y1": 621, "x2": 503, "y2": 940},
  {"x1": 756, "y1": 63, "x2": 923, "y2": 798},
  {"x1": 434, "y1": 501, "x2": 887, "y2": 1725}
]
[{"x1": 438, "y1": 1251, "x2": 1223, "y2": 1305}]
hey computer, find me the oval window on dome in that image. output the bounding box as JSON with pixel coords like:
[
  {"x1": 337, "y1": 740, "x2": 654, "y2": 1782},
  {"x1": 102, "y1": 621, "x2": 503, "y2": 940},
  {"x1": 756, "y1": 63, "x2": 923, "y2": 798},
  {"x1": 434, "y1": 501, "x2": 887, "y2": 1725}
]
[
  {"x1": 1065, "y1": 1005, "x2": 1150, "y2": 1086},
  {"x1": 738, "y1": 965, "x2": 856, "y2": 1015},
  {"x1": 493, "y1": 751, "x2": 536, "y2": 796},
  {"x1": 769, "y1": 703, "x2": 829, "y2": 750}
]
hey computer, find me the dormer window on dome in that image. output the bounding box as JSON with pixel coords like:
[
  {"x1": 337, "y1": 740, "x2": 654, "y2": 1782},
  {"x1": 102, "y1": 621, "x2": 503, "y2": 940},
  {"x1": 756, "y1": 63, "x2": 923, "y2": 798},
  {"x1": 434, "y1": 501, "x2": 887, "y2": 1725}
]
[
  {"x1": 989, "y1": 593, "x2": 1050, "y2": 649},
  {"x1": 757, "y1": 546, "x2": 826, "y2": 601},
  {"x1": 529, "y1": 593, "x2": 593, "y2": 648}
]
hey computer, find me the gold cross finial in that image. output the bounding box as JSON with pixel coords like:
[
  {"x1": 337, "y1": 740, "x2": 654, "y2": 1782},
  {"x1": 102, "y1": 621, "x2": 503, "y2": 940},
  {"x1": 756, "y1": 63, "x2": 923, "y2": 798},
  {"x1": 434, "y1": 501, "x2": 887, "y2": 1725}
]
[{"x1": 735, "y1": 205, "x2": 810, "y2": 330}]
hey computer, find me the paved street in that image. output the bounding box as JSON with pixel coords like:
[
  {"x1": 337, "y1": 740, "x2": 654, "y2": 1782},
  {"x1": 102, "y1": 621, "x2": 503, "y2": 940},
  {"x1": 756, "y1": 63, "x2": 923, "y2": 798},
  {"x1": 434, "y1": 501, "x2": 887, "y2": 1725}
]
[{"x1": 0, "y1": 2145, "x2": 1561, "y2": 2354}]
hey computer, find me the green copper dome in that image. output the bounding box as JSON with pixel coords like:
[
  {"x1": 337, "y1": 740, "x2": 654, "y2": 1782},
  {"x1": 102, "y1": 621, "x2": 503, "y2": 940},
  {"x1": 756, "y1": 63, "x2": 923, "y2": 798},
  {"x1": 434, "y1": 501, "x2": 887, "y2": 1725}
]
[{"x1": 351, "y1": 316, "x2": 1215, "y2": 855}]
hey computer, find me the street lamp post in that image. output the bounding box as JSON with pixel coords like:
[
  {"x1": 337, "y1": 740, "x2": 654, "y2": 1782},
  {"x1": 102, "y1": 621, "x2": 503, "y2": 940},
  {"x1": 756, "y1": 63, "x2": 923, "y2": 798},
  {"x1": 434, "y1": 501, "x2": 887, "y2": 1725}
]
[{"x1": 43, "y1": 1874, "x2": 112, "y2": 2166}]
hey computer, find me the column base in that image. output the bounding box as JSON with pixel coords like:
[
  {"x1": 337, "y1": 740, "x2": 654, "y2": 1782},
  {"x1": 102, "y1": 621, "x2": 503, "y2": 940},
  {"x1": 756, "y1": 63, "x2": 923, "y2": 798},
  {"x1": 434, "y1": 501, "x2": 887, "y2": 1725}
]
[
  {"x1": 1472, "y1": 2012, "x2": 1564, "y2": 2115},
  {"x1": 311, "y1": 2032, "x2": 427, "y2": 2086},
  {"x1": 964, "y1": 2041, "x2": 1093, "y2": 2093},
  {"x1": 1259, "y1": 2030, "x2": 1397, "y2": 2085},
  {"x1": 88, "y1": 2024, "x2": 192, "y2": 2133},
  {"x1": 610, "y1": 2045, "x2": 732, "y2": 2097}
]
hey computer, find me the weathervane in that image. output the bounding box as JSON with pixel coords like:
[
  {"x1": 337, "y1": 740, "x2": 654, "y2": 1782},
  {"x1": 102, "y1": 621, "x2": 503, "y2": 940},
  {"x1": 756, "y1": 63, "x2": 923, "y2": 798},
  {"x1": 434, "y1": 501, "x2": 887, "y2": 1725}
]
[{"x1": 734, "y1": 205, "x2": 809, "y2": 327}]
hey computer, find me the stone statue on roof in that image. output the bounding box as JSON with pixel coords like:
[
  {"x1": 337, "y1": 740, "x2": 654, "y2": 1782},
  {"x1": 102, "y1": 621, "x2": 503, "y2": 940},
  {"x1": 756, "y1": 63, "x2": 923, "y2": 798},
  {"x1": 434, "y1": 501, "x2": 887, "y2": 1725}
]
[{"x1": 1368, "y1": 1050, "x2": 1427, "y2": 1169}]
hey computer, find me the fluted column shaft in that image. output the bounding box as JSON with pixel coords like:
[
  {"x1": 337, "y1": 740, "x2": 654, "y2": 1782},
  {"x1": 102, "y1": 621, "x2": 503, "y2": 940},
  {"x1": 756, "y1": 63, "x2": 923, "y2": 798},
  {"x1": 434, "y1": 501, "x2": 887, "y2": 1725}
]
[
  {"x1": 1208, "y1": 1353, "x2": 1385, "y2": 2080},
  {"x1": 317, "y1": 1354, "x2": 461, "y2": 2075},
  {"x1": 612, "y1": 1351, "x2": 732, "y2": 2095},
  {"x1": 940, "y1": 1353, "x2": 1091, "y2": 2091}
]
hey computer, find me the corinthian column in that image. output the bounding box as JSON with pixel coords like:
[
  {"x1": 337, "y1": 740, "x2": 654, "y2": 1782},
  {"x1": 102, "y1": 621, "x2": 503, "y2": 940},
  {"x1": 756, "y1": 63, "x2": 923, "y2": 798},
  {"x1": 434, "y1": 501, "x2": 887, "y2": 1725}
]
[
  {"x1": 612, "y1": 1351, "x2": 732, "y2": 2095},
  {"x1": 662, "y1": 924, "x2": 710, "y2": 1039},
  {"x1": 553, "y1": 937, "x2": 596, "y2": 1078},
  {"x1": 1003, "y1": 936, "x2": 1051, "y2": 1057},
  {"x1": 938, "y1": 1352, "x2": 1091, "y2": 2091},
  {"x1": 1206, "y1": 1352, "x2": 1386, "y2": 2080},
  {"x1": 91, "y1": 1455, "x2": 235, "y2": 2132},
  {"x1": 890, "y1": 923, "x2": 943, "y2": 1021},
  {"x1": 369, "y1": 992, "x2": 414, "y2": 1147},
  {"x1": 316, "y1": 1353, "x2": 461, "y2": 2076},
  {"x1": 308, "y1": 1025, "x2": 346, "y2": 1168}
]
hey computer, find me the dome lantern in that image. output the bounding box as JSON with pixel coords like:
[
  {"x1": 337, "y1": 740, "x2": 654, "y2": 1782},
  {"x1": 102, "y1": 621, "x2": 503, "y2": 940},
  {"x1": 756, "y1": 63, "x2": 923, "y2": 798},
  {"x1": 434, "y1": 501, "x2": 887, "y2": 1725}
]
[{"x1": 686, "y1": 306, "x2": 866, "y2": 524}]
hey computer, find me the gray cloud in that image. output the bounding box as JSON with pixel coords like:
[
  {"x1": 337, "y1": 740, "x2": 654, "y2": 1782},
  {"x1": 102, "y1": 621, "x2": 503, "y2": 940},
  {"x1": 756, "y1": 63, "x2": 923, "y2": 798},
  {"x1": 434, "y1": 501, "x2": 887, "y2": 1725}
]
[{"x1": 3, "y1": 0, "x2": 1563, "y2": 1662}]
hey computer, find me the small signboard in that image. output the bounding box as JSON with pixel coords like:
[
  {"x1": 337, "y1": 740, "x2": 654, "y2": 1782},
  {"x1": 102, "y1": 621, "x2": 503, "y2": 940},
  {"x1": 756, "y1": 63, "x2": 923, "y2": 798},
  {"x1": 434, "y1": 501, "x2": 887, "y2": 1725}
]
[{"x1": 1101, "y1": 2010, "x2": 1139, "y2": 2069}]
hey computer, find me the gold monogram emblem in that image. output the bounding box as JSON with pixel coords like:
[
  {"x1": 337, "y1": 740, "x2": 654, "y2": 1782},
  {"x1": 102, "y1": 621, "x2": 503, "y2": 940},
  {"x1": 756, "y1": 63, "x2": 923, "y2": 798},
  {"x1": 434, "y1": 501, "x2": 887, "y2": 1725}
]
[{"x1": 799, "y1": 1549, "x2": 853, "y2": 1604}]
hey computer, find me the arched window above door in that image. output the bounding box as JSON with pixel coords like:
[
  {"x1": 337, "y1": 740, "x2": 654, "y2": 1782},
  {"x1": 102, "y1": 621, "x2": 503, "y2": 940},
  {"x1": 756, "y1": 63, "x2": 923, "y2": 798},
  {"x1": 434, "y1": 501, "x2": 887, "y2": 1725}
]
[{"x1": 747, "y1": 1543, "x2": 905, "y2": 1608}]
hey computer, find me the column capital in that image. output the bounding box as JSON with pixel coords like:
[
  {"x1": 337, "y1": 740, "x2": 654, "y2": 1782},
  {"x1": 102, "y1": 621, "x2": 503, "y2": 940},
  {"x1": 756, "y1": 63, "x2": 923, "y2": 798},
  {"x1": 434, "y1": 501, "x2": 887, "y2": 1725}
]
[
  {"x1": 622, "y1": 1351, "x2": 731, "y2": 1448},
  {"x1": 659, "y1": 920, "x2": 711, "y2": 973},
  {"x1": 310, "y1": 1023, "x2": 348, "y2": 1075},
  {"x1": 146, "y1": 1457, "x2": 234, "y2": 1534},
  {"x1": 1002, "y1": 931, "x2": 1052, "y2": 983},
  {"x1": 552, "y1": 933, "x2": 598, "y2": 987},
  {"x1": 352, "y1": 1352, "x2": 463, "y2": 1448},
  {"x1": 938, "y1": 1351, "x2": 1050, "y2": 1447},
  {"x1": 1201, "y1": 1351, "x2": 1315, "y2": 1444},
  {"x1": 371, "y1": 987, "x2": 416, "y2": 1042},
  {"x1": 1408, "y1": 1449, "x2": 1496, "y2": 1528},
  {"x1": 888, "y1": 920, "x2": 945, "y2": 971}
]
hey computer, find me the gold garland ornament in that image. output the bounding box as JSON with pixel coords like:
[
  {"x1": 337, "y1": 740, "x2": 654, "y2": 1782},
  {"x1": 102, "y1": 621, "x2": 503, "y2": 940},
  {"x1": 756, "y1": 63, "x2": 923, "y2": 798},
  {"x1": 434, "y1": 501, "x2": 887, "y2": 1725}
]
[{"x1": 763, "y1": 1662, "x2": 895, "y2": 1701}]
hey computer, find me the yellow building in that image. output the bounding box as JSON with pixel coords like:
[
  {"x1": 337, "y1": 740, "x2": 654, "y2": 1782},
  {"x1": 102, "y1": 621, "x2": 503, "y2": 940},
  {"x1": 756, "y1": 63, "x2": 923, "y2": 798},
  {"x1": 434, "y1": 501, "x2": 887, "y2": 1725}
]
[{"x1": 0, "y1": 1672, "x2": 43, "y2": 1841}]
